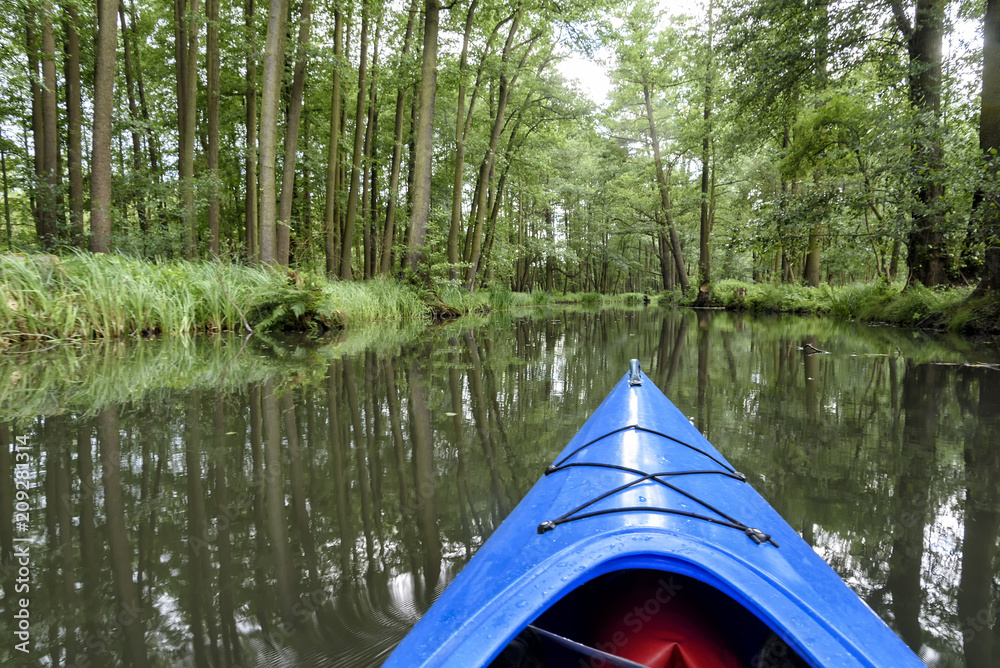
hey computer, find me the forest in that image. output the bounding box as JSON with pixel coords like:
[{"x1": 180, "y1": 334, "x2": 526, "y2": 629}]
[{"x1": 0, "y1": 0, "x2": 998, "y2": 303}]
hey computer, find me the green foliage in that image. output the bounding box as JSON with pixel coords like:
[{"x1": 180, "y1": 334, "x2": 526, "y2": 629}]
[
  {"x1": 0, "y1": 253, "x2": 431, "y2": 344},
  {"x1": 613, "y1": 292, "x2": 646, "y2": 305},
  {"x1": 708, "y1": 278, "x2": 974, "y2": 328},
  {"x1": 488, "y1": 285, "x2": 514, "y2": 310},
  {"x1": 532, "y1": 291, "x2": 555, "y2": 305},
  {"x1": 0, "y1": 0, "x2": 993, "y2": 317},
  {"x1": 432, "y1": 280, "x2": 491, "y2": 315},
  {"x1": 324, "y1": 277, "x2": 430, "y2": 324}
]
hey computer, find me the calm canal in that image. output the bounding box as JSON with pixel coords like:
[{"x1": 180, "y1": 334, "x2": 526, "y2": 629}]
[{"x1": 1, "y1": 307, "x2": 997, "y2": 667}]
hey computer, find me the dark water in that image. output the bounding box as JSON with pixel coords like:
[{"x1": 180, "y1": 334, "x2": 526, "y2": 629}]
[{"x1": 1, "y1": 308, "x2": 998, "y2": 667}]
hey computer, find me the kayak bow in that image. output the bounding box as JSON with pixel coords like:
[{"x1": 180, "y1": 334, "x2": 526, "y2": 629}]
[{"x1": 384, "y1": 360, "x2": 923, "y2": 667}]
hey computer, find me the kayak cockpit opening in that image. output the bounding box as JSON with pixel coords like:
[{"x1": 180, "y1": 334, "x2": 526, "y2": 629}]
[{"x1": 489, "y1": 570, "x2": 811, "y2": 668}]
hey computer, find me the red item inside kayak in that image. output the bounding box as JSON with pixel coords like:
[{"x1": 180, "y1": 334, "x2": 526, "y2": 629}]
[
  {"x1": 490, "y1": 570, "x2": 807, "y2": 668},
  {"x1": 588, "y1": 576, "x2": 744, "y2": 667}
]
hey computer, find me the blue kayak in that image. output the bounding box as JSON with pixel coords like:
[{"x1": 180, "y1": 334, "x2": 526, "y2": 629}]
[{"x1": 384, "y1": 361, "x2": 924, "y2": 667}]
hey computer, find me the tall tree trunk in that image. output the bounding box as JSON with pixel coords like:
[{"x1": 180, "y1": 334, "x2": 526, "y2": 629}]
[
  {"x1": 697, "y1": 0, "x2": 714, "y2": 295},
  {"x1": 643, "y1": 80, "x2": 689, "y2": 294},
  {"x1": 380, "y1": 0, "x2": 419, "y2": 276},
  {"x1": 406, "y1": 0, "x2": 441, "y2": 276},
  {"x1": 323, "y1": 8, "x2": 343, "y2": 276},
  {"x1": 206, "y1": 0, "x2": 220, "y2": 255},
  {"x1": 1, "y1": 142, "x2": 10, "y2": 249},
  {"x1": 362, "y1": 26, "x2": 380, "y2": 279},
  {"x1": 339, "y1": 2, "x2": 370, "y2": 280},
  {"x1": 258, "y1": 0, "x2": 290, "y2": 264},
  {"x1": 245, "y1": 0, "x2": 259, "y2": 262},
  {"x1": 176, "y1": 0, "x2": 202, "y2": 257},
  {"x1": 128, "y1": 1, "x2": 161, "y2": 191},
  {"x1": 277, "y1": 0, "x2": 312, "y2": 266},
  {"x1": 400, "y1": 77, "x2": 419, "y2": 273},
  {"x1": 447, "y1": 0, "x2": 479, "y2": 279},
  {"x1": 301, "y1": 108, "x2": 313, "y2": 264},
  {"x1": 465, "y1": 12, "x2": 525, "y2": 290},
  {"x1": 805, "y1": 174, "x2": 822, "y2": 285},
  {"x1": 26, "y1": 12, "x2": 44, "y2": 238},
  {"x1": 65, "y1": 2, "x2": 84, "y2": 247},
  {"x1": 90, "y1": 0, "x2": 118, "y2": 253},
  {"x1": 39, "y1": 1, "x2": 59, "y2": 247},
  {"x1": 974, "y1": 0, "x2": 1000, "y2": 295},
  {"x1": 119, "y1": 3, "x2": 145, "y2": 233},
  {"x1": 892, "y1": 0, "x2": 949, "y2": 285}
]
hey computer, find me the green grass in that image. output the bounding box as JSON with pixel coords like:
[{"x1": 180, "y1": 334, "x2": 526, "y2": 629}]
[
  {"x1": 433, "y1": 280, "x2": 492, "y2": 316},
  {"x1": 0, "y1": 253, "x2": 429, "y2": 344},
  {"x1": 705, "y1": 278, "x2": 976, "y2": 329}
]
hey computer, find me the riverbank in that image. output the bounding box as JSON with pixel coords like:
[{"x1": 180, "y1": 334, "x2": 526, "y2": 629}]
[
  {"x1": 693, "y1": 279, "x2": 1000, "y2": 333},
  {"x1": 0, "y1": 253, "x2": 431, "y2": 344},
  {"x1": 6, "y1": 254, "x2": 997, "y2": 345},
  {"x1": 0, "y1": 253, "x2": 647, "y2": 345}
]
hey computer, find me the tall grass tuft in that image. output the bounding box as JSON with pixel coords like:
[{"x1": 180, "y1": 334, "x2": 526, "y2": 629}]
[
  {"x1": 433, "y1": 281, "x2": 490, "y2": 315},
  {"x1": 487, "y1": 285, "x2": 514, "y2": 310},
  {"x1": 706, "y1": 278, "x2": 973, "y2": 328},
  {"x1": 0, "y1": 253, "x2": 430, "y2": 343}
]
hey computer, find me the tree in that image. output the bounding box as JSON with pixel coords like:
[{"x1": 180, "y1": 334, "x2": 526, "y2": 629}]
[
  {"x1": 65, "y1": 1, "x2": 84, "y2": 247},
  {"x1": 697, "y1": 0, "x2": 715, "y2": 298},
  {"x1": 464, "y1": 8, "x2": 531, "y2": 290},
  {"x1": 446, "y1": 0, "x2": 479, "y2": 279},
  {"x1": 407, "y1": 0, "x2": 441, "y2": 277},
  {"x1": 380, "y1": 0, "x2": 420, "y2": 276},
  {"x1": 175, "y1": 0, "x2": 202, "y2": 257},
  {"x1": 607, "y1": 1, "x2": 690, "y2": 294},
  {"x1": 891, "y1": 0, "x2": 949, "y2": 286},
  {"x1": 974, "y1": 0, "x2": 1000, "y2": 295},
  {"x1": 90, "y1": 0, "x2": 118, "y2": 253},
  {"x1": 323, "y1": 7, "x2": 343, "y2": 276},
  {"x1": 258, "y1": 0, "x2": 289, "y2": 264},
  {"x1": 339, "y1": 0, "x2": 372, "y2": 280},
  {"x1": 246, "y1": 0, "x2": 259, "y2": 262},
  {"x1": 39, "y1": 0, "x2": 59, "y2": 247},
  {"x1": 277, "y1": 0, "x2": 313, "y2": 266},
  {"x1": 207, "y1": 0, "x2": 220, "y2": 256},
  {"x1": 120, "y1": 2, "x2": 146, "y2": 233}
]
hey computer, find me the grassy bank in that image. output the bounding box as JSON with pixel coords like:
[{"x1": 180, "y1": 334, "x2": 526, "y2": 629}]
[
  {"x1": 696, "y1": 279, "x2": 997, "y2": 331},
  {"x1": 0, "y1": 253, "x2": 429, "y2": 344},
  {"x1": 1, "y1": 254, "x2": 665, "y2": 345}
]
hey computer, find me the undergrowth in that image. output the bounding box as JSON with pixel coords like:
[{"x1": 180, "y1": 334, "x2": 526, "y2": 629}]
[
  {"x1": 705, "y1": 279, "x2": 974, "y2": 329},
  {"x1": 0, "y1": 253, "x2": 428, "y2": 344}
]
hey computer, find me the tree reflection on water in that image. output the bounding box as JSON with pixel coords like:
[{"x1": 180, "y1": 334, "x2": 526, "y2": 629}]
[{"x1": 0, "y1": 308, "x2": 997, "y2": 666}]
